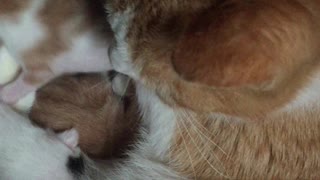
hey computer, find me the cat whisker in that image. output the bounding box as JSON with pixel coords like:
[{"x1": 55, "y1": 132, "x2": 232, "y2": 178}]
[
  {"x1": 176, "y1": 118, "x2": 198, "y2": 180},
  {"x1": 176, "y1": 114, "x2": 230, "y2": 179},
  {"x1": 180, "y1": 109, "x2": 229, "y2": 156},
  {"x1": 178, "y1": 110, "x2": 231, "y2": 175},
  {"x1": 86, "y1": 79, "x2": 109, "y2": 92}
]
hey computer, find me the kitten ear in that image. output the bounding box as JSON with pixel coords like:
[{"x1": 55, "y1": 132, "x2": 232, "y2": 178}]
[
  {"x1": 172, "y1": 8, "x2": 273, "y2": 88},
  {"x1": 57, "y1": 128, "x2": 79, "y2": 149}
]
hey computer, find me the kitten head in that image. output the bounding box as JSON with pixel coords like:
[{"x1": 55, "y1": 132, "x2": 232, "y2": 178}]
[
  {"x1": 107, "y1": 0, "x2": 320, "y2": 118},
  {"x1": 30, "y1": 73, "x2": 140, "y2": 159}
]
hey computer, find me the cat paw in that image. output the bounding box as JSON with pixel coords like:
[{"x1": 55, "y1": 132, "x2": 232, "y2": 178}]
[
  {"x1": 0, "y1": 75, "x2": 37, "y2": 105},
  {"x1": 0, "y1": 46, "x2": 20, "y2": 85},
  {"x1": 109, "y1": 40, "x2": 138, "y2": 79},
  {"x1": 112, "y1": 73, "x2": 130, "y2": 96},
  {"x1": 13, "y1": 91, "x2": 36, "y2": 113}
]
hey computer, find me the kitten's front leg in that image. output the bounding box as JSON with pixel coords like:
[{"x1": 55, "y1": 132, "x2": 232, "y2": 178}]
[
  {"x1": 0, "y1": 71, "x2": 52, "y2": 106},
  {"x1": 0, "y1": 45, "x2": 35, "y2": 111}
]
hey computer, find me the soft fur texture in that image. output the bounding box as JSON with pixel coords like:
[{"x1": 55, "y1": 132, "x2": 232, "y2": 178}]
[
  {"x1": 0, "y1": 103, "x2": 81, "y2": 180},
  {"x1": 30, "y1": 73, "x2": 140, "y2": 159},
  {"x1": 2, "y1": 0, "x2": 320, "y2": 179},
  {"x1": 0, "y1": 0, "x2": 113, "y2": 104},
  {"x1": 74, "y1": 0, "x2": 320, "y2": 179}
]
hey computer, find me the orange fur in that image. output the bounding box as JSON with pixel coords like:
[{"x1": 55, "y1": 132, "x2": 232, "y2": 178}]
[{"x1": 107, "y1": 0, "x2": 320, "y2": 178}]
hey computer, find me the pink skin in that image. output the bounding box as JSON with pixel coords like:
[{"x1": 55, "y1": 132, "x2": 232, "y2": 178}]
[{"x1": 0, "y1": 73, "x2": 46, "y2": 104}]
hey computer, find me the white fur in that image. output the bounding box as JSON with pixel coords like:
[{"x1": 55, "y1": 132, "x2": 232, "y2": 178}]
[
  {"x1": 51, "y1": 31, "x2": 112, "y2": 75},
  {"x1": 108, "y1": 8, "x2": 138, "y2": 79},
  {"x1": 0, "y1": 103, "x2": 77, "y2": 180},
  {"x1": 136, "y1": 83, "x2": 177, "y2": 159}
]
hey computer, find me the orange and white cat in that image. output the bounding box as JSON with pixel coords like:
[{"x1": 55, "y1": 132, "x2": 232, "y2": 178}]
[
  {"x1": 79, "y1": 0, "x2": 320, "y2": 179},
  {"x1": 0, "y1": 0, "x2": 113, "y2": 104}
]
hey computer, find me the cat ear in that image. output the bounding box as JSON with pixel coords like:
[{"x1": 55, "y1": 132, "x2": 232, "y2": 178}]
[
  {"x1": 172, "y1": 8, "x2": 273, "y2": 88},
  {"x1": 57, "y1": 128, "x2": 79, "y2": 149}
]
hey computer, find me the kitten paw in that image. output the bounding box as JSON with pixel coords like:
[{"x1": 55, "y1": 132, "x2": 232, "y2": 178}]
[
  {"x1": 0, "y1": 46, "x2": 20, "y2": 85},
  {"x1": 109, "y1": 42, "x2": 137, "y2": 79},
  {"x1": 0, "y1": 75, "x2": 37, "y2": 104},
  {"x1": 13, "y1": 91, "x2": 36, "y2": 113}
]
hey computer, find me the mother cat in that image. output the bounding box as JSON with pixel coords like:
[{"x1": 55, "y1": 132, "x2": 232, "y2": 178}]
[{"x1": 81, "y1": 0, "x2": 320, "y2": 179}]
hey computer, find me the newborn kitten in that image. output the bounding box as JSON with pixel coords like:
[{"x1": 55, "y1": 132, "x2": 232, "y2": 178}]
[
  {"x1": 0, "y1": 0, "x2": 113, "y2": 104},
  {"x1": 29, "y1": 73, "x2": 140, "y2": 159},
  {"x1": 0, "y1": 103, "x2": 83, "y2": 180}
]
